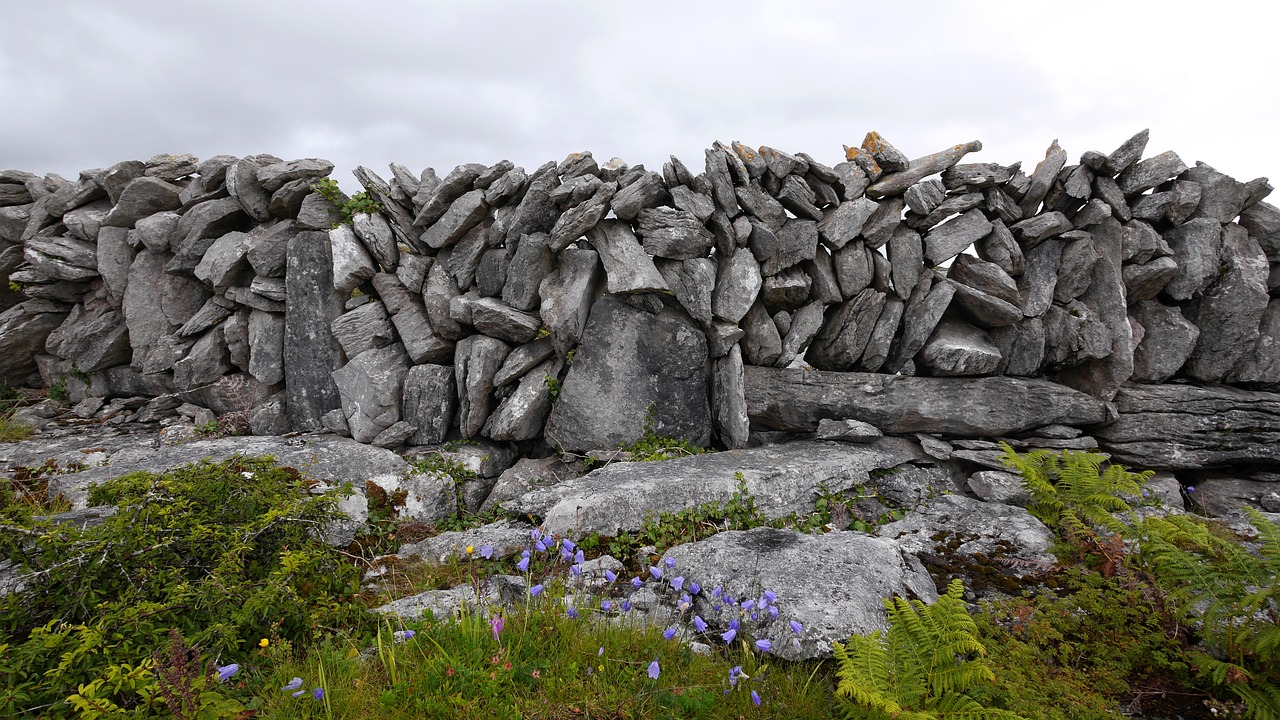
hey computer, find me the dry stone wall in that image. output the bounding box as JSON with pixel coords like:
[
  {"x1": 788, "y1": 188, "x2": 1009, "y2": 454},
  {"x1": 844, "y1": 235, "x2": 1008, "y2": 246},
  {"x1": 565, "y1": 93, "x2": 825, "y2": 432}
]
[{"x1": 2, "y1": 130, "x2": 1280, "y2": 477}]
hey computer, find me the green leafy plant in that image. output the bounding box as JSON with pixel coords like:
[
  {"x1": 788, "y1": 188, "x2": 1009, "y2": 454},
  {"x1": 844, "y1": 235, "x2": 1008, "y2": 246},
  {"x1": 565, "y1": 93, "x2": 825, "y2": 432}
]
[
  {"x1": 48, "y1": 377, "x2": 69, "y2": 403},
  {"x1": 311, "y1": 177, "x2": 383, "y2": 226},
  {"x1": 833, "y1": 578, "x2": 1025, "y2": 720},
  {"x1": 0, "y1": 456, "x2": 366, "y2": 715},
  {"x1": 1136, "y1": 508, "x2": 1280, "y2": 718},
  {"x1": 999, "y1": 444, "x2": 1149, "y2": 548}
]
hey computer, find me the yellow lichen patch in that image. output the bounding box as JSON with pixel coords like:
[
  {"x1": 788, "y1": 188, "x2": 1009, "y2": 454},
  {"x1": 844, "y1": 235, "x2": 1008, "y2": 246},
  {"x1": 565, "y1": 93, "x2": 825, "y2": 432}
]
[
  {"x1": 862, "y1": 131, "x2": 887, "y2": 154},
  {"x1": 844, "y1": 145, "x2": 862, "y2": 161}
]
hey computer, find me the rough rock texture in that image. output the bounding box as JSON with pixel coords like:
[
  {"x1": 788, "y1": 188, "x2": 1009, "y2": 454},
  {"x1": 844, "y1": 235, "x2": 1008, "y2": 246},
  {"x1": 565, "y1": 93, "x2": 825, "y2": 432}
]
[
  {"x1": 505, "y1": 439, "x2": 920, "y2": 537},
  {"x1": 545, "y1": 296, "x2": 710, "y2": 452},
  {"x1": 1095, "y1": 383, "x2": 1280, "y2": 469},
  {"x1": 745, "y1": 366, "x2": 1109, "y2": 436},
  {"x1": 662, "y1": 528, "x2": 937, "y2": 660},
  {"x1": 283, "y1": 230, "x2": 344, "y2": 431}
]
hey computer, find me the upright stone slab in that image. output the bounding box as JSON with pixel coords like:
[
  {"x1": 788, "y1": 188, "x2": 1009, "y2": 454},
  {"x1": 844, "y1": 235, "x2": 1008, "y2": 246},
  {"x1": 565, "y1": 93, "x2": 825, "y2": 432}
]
[
  {"x1": 284, "y1": 230, "x2": 345, "y2": 431},
  {"x1": 332, "y1": 343, "x2": 411, "y2": 443},
  {"x1": 403, "y1": 364, "x2": 457, "y2": 445},
  {"x1": 545, "y1": 295, "x2": 710, "y2": 452}
]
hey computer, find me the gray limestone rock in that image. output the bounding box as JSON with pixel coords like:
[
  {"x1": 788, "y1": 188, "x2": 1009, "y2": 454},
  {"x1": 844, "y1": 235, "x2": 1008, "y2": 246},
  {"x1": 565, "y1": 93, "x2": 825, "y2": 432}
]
[
  {"x1": 669, "y1": 185, "x2": 715, "y2": 223},
  {"x1": 509, "y1": 439, "x2": 919, "y2": 538},
  {"x1": 328, "y1": 224, "x2": 377, "y2": 294},
  {"x1": 46, "y1": 305, "x2": 131, "y2": 373},
  {"x1": 544, "y1": 296, "x2": 709, "y2": 452},
  {"x1": 503, "y1": 232, "x2": 554, "y2": 311},
  {"x1": 635, "y1": 206, "x2": 713, "y2": 260},
  {"x1": 537, "y1": 247, "x2": 601, "y2": 355},
  {"x1": 804, "y1": 248, "x2": 843, "y2": 305},
  {"x1": 483, "y1": 358, "x2": 559, "y2": 442},
  {"x1": 475, "y1": 248, "x2": 508, "y2": 297},
  {"x1": 966, "y1": 470, "x2": 1034, "y2": 506},
  {"x1": 193, "y1": 230, "x2": 252, "y2": 294},
  {"x1": 815, "y1": 418, "x2": 883, "y2": 443},
  {"x1": 172, "y1": 326, "x2": 232, "y2": 390},
  {"x1": 860, "y1": 196, "x2": 904, "y2": 248},
  {"x1": 761, "y1": 266, "x2": 812, "y2": 311},
  {"x1": 424, "y1": 258, "x2": 465, "y2": 340},
  {"x1": 257, "y1": 158, "x2": 334, "y2": 193},
  {"x1": 470, "y1": 297, "x2": 542, "y2": 344},
  {"x1": 1130, "y1": 300, "x2": 1199, "y2": 383},
  {"x1": 501, "y1": 162, "x2": 561, "y2": 244},
  {"x1": 414, "y1": 163, "x2": 484, "y2": 227},
  {"x1": 1019, "y1": 139, "x2": 1068, "y2": 216},
  {"x1": 1229, "y1": 299, "x2": 1280, "y2": 386},
  {"x1": 483, "y1": 166, "x2": 527, "y2": 207},
  {"x1": 754, "y1": 218, "x2": 818, "y2": 276},
  {"x1": 284, "y1": 230, "x2": 345, "y2": 431},
  {"x1": 886, "y1": 225, "x2": 923, "y2": 302},
  {"x1": 398, "y1": 519, "x2": 536, "y2": 565},
  {"x1": 868, "y1": 140, "x2": 983, "y2": 198},
  {"x1": 777, "y1": 175, "x2": 824, "y2": 221},
  {"x1": 103, "y1": 177, "x2": 183, "y2": 228},
  {"x1": 95, "y1": 226, "x2": 135, "y2": 306},
  {"x1": 1095, "y1": 383, "x2": 1280, "y2": 469},
  {"x1": 226, "y1": 159, "x2": 272, "y2": 222},
  {"x1": 610, "y1": 171, "x2": 668, "y2": 220},
  {"x1": 248, "y1": 393, "x2": 290, "y2": 436},
  {"x1": 1240, "y1": 201, "x2": 1280, "y2": 261},
  {"x1": 975, "y1": 219, "x2": 1024, "y2": 277},
  {"x1": 421, "y1": 189, "x2": 488, "y2": 250},
  {"x1": 1123, "y1": 256, "x2": 1179, "y2": 301},
  {"x1": 243, "y1": 220, "x2": 297, "y2": 278},
  {"x1": 878, "y1": 493, "x2": 1054, "y2": 569},
  {"x1": 990, "y1": 318, "x2": 1046, "y2": 376},
  {"x1": 885, "y1": 274, "x2": 955, "y2": 372},
  {"x1": 1117, "y1": 150, "x2": 1188, "y2": 196},
  {"x1": 371, "y1": 272, "x2": 453, "y2": 364},
  {"x1": 857, "y1": 296, "x2": 903, "y2": 373},
  {"x1": 663, "y1": 527, "x2": 936, "y2": 661},
  {"x1": 905, "y1": 179, "x2": 946, "y2": 215},
  {"x1": 1103, "y1": 129, "x2": 1149, "y2": 176},
  {"x1": 587, "y1": 220, "x2": 668, "y2": 295},
  {"x1": 817, "y1": 197, "x2": 877, "y2": 249},
  {"x1": 1018, "y1": 239, "x2": 1063, "y2": 318},
  {"x1": 807, "y1": 289, "x2": 885, "y2": 371},
  {"x1": 712, "y1": 344, "x2": 750, "y2": 449},
  {"x1": 1121, "y1": 220, "x2": 1171, "y2": 264},
  {"x1": 168, "y1": 197, "x2": 250, "y2": 273},
  {"x1": 402, "y1": 364, "x2": 457, "y2": 445},
  {"x1": 1072, "y1": 198, "x2": 1113, "y2": 230},
  {"x1": 741, "y1": 301, "x2": 783, "y2": 366},
  {"x1": 711, "y1": 248, "x2": 762, "y2": 324},
  {"x1": 455, "y1": 335, "x2": 512, "y2": 439},
  {"x1": 295, "y1": 192, "x2": 344, "y2": 230},
  {"x1": 657, "y1": 257, "x2": 715, "y2": 327},
  {"x1": 1184, "y1": 224, "x2": 1270, "y2": 382},
  {"x1": 1011, "y1": 211, "x2": 1073, "y2": 249},
  {"x1": 923, "y1": 209, "x2": 991, "y2": 265},
  {"x1": 268, "y1": 178, "x2": 313, "y2": 219},
  {"x1": 832, "y1": 242, "x2": 873, "y2": 299},
  {"x1": 332, "y1": 343, "x2": 411, "y2": 444},
  {"x1": 352, "y1": 211, "x2": 399, "y2": 270},
  {"x1": 947, "y1": 255, "x2": 1021, "y2": 327},
  {"x1": 745, "y1": 365, "x2": 1109, "y2": 436},
  {"x1": 493, "y1": 338, "x2": 556, "y2": 388},
  {"x1": 1053, "y1": 234, "x2": 1099, "y2": 304},
  {"x1": 176, "y1": 298, "x2": 233, "y2": 338},
  {"x1": 548, "y1": 182, "x2": 615, "y2": 251},
  {"x1": 1042, "y1": 301, "x2": 1112, "y2": 370},
  {"x1": 917, "y1": 317, "x2": 1001, "y2": 376},
  {"x1": 330, "y1": 301, "x2": 395, "y2": 361}
]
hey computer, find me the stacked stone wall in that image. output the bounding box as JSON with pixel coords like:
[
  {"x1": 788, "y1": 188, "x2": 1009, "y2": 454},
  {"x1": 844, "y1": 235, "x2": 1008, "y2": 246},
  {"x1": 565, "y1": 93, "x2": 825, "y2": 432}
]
[{"x1": 2, "y1": 131, "x2": 1279, "y2": 474}]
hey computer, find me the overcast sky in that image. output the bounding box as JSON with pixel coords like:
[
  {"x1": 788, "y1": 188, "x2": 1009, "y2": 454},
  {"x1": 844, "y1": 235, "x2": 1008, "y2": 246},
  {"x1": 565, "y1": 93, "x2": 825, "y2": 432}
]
[{"x1": 4, "y1": 1, "x2": 1277, "y2": 194}]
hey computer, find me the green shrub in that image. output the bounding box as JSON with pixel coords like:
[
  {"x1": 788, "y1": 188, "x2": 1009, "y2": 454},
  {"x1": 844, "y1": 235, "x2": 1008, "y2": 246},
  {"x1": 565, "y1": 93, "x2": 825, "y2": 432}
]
[{"x1": 0, "y1": 455, "x2": 368, "y2": 716}]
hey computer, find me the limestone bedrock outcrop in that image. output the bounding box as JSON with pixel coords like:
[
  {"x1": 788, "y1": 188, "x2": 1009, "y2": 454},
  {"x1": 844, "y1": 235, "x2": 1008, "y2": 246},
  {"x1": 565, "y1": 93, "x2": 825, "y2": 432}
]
[
  {"x1": 502, "y1": 439, "x2": 921, "y2": 537},
  {"x1": 661, "y1": 527, "x2": 938, "y2": 661}
]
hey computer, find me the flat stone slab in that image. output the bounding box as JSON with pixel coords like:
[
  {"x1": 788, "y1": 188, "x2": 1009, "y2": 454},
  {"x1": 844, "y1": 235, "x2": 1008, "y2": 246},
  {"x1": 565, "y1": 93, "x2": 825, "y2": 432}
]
[
  {"x1": 45, "y1": 434, "x2": 410, "y2": 510},
  {"x1": 502, "y1": 439, "x2": 921, "y2": 537},
  {"x1": 661, "y1": 527, "x2": 938, "y2": 660},
  {"x1": 1094, "y1": 383, "x2": 1280, "y2": 469},
  {"x1": 745, "y1": 366, "x2": 1111, "y2": 436}
]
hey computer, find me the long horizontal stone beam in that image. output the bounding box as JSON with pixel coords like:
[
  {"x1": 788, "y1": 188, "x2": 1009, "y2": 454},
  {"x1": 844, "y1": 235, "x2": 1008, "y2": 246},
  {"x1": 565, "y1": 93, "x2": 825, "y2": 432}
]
[{"x1": 743, "y1": 365, "x2": 1111, "y2": 436}]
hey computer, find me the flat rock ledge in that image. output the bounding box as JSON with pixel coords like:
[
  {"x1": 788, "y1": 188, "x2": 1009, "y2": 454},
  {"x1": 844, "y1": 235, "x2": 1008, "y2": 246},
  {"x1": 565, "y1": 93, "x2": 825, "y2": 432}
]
[
  {"x1": 502, "y1": 439, "x2": 922, "y2": 537},
  {"x1": 662, "y1": 527, "x2": 938, "y2": 661}
]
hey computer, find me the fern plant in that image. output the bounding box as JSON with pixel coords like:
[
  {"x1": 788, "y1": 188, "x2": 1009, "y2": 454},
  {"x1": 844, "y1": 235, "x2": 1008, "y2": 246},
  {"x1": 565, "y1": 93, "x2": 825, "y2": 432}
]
[
  {"x1": 1136, "y1": 508, "x2": 1280, "y2": 719},
  {"x1": 832, "y1": 578, "x2": 1026, "y2": 720},
  {"x1": 999, "y1": 444, "x2": 1150, "y2": 542}
]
